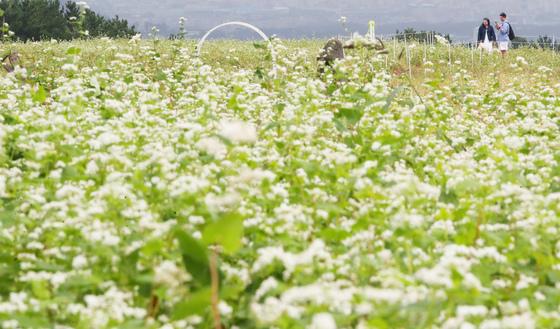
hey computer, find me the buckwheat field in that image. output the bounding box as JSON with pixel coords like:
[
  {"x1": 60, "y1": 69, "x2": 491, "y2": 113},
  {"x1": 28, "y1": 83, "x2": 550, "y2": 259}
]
[{"x1": 1, "y1": 38, "x2": 560, "y2": 329}]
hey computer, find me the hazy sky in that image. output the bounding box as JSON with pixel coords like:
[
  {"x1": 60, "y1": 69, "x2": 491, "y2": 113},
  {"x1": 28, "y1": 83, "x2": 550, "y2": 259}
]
[{"x1": 86, "y1": 0, "x2": 560, "y2": 40}]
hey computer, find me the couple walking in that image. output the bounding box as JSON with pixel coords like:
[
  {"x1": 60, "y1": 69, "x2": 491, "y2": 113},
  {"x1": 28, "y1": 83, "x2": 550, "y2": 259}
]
[{"x1": 478, "y1": 12, "x2": 513, "y2": 56}]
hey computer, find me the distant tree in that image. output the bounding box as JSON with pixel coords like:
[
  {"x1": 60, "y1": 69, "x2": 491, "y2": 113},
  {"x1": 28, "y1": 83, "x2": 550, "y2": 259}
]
[
  {"x1": 395, "y1": 28, "x2": 452, "y2": 44},
  {"x1": 536, "y1": 35, "x2": 559, "y2": 51},
  {"x1": 64, "y1": 1, "x2": 82, "y2": 38},
  {"x1": 511, "y1": 36, "x2": 538, "y2": 49},
  {"x1": 0, "y1": 0, "x2": 71, "y2": 41},
  {"x1": 0, "y1": 0, "x2": 136, "y2": 41},
  {"x1": 505, "y1": 35, "x2": 559, "y2": 51},
  {"x1": 0, "y1": 7, "x2": 9, "y2": 41},
  {"x1": 64, "y1": 1, "x2": 80, "y2": 20},
  {"x1": 82, "y1": 10, "x2": 136, "y2": 38}
]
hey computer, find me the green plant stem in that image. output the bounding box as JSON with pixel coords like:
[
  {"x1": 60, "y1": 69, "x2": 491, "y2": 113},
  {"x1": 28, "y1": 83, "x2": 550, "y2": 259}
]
[{"x1": 210, "y1": 247, "x2": 222, "y2": 329}]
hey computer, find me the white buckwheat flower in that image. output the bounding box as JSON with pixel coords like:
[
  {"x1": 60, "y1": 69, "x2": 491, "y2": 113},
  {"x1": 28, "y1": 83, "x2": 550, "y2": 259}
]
[
  {"x1": 219, "y1": 120, "x2": 257, "y2": 144},
  {"x1": 309, "y1": 313, "x2": 337, "y2": 329}
]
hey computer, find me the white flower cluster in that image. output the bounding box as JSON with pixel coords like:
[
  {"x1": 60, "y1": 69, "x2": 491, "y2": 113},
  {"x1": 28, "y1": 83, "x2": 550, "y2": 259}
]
[{"x1": 0, "y1": 39, "x2": 559, "y2": 329}]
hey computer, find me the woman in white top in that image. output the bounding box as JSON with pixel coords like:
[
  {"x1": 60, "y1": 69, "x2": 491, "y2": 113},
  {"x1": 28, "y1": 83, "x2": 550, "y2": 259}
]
[{"x1": 477, "y1": 18, "x2": 496, "y2": 52}]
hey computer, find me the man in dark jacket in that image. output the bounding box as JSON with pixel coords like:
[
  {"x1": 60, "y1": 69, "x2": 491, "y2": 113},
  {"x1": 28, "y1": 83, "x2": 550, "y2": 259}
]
[{"x1": 478, "y1": 18, "x2": 496, "y2": 52}]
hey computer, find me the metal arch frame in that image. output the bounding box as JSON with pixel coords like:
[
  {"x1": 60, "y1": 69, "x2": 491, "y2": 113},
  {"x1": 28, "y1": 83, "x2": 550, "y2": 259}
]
[{"x1": 196, "y1": 21, "x2": 277, "y2": 76}]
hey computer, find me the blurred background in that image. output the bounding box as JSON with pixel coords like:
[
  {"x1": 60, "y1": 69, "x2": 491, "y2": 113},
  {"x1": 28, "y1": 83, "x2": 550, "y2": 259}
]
[{"x1": 84, "y1": 0, "x2": 560, "y2": 41}]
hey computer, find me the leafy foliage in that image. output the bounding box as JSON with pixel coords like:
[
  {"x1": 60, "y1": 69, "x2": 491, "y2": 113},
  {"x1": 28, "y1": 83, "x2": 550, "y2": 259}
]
[
  {"x1": 395, "y1": 27, "x2": 452, "y2": 43},
  {"x1": 0, "y1": 0, "x2": 136, "y2": 41}
]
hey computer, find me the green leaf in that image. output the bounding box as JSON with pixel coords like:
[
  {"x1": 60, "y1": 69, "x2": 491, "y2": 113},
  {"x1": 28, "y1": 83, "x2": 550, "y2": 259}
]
[
  {"x1": 0, "y1": 210, "x2": 16, "y2": 227},
  {"x1": 202, "y1": 213, "x2": 244, "y2": 254},
  {"x1": 333, "y1": 118, "x2": 347, "y2": 132},
  {"x1": 13, "y1": 314, "x2": 49, "y2": 329},
  {"x1": 368, "y1": 317, "x2": 389, "y2": 329},
  {"x1": 175, "y1": 230, "x2": 210, "y2": 286},
  {"x1": 66, "y1": 47, "x2": 81, "y2": 55},
  {"x1": 263, "y1": 122, "x2": 281, "y2": 132},
  {"x1": 155, "y1": 70, "x2": 167, "y2": 81},
  {"x1": 119, "y1": 320, "x2": 147, "y2": 329},
  {"x1": 32, "y1": 85, "x2": 47, "y2": 104},
  {"x1": 383, "y1": 85, "x2": 405, "y2": 112},
  {"x1": 336, "y1": 107, "x2": 363, "y2": 125},
  {"x1": 255, "y1": 67, "x2": 264, "y2": 79},
  {"x1": 227, "y1": 94, "x2": 239, "y2": 110},
  {"x1": 60, "y1": 274, "x2": 102, "y2": 290},
  {"x1": 172, "y1": 288, "x2": 211, "y2": 320},
  {"x1": 31, "y1": 280, "x2": 51, "y2": 300},
  {"x1": 274, "y1": 103, "x2": 285, "y2": 113},
  {"x1": 141, "y1": 239, "x2": 164, "y2": 256},
  {"x1": 62, "y1": 165, "x2": 80, "y2": 181}
]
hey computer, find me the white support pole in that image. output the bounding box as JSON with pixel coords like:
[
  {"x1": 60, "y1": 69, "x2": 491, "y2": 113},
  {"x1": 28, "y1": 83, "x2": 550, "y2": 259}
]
[
  {"x1": 393, "y1": 37, "x2": 397, "y2": 61},
  {"x1": 471, "y1": 42, "x2": 474, "y2": 70},
  {"x1": 404, "y1": 34, "x2": 408, "y2": 52},
  {"x1": 407, "y1": 46, "x2": 412, "y2": 80},
  {"x1": 405, "y1": 34, "x2": 412, "y2": 79},
  {"x1": 368, "y1": 20, "x2": 376, "y2": 41}
]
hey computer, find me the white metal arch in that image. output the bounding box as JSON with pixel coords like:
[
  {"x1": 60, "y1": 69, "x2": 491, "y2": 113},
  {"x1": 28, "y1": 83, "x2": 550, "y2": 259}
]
[{"x1": 196, "y1": 21, "x2": 277, "y2": 76}]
